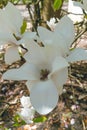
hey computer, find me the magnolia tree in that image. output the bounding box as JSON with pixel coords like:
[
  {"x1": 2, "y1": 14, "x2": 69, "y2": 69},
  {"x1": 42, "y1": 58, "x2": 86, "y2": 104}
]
[{"x1": 0, "y1": 0, "x2": 87, "y2": 125}]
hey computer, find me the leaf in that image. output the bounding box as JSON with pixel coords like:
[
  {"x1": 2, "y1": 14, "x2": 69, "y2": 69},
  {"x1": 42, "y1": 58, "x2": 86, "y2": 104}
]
[
  {"x1": 20, "y1": 20, "x2": 27, "y2": 34},
  {"x1": 53, "y1": 0, "x2": 62, "y2": 11},
  {"x1": 33, "y1": 116, "x2": 47, "y2": 123},
  {"x1": 13, "y1": 114, "x2": 26, "y2": 127}
]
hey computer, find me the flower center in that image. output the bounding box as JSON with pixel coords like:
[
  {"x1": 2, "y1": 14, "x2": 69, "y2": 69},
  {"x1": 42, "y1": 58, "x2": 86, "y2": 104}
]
[{"x1": 40, "y1": 69, "x2": 50, "y2": 81}]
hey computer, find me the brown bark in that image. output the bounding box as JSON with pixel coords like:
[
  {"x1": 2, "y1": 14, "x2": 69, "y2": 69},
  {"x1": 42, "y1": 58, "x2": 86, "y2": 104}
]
[{"x1": 41, "y1": 0, "x2": 63, "y2": 26}]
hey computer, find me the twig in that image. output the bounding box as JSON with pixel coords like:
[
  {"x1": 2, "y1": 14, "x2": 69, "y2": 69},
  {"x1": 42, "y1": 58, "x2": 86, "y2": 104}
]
[
  {"x1": 82, "y1": 120, "x2": 86, "y2": 130},
  {"x1": 26, "y1": 3, "x2": 35, "y2": 31},
  {"x1": 71, "y1": 27, "x2": 87, "y2": 47},
  {"x1": 69, "y1": 74, "x2": 83, "y2": 87}
]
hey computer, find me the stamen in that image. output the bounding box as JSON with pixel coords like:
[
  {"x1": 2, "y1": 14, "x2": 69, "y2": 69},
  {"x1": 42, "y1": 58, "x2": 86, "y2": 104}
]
[{"x1": 40, "y1": 69, "x2": 50, "y2": 80}]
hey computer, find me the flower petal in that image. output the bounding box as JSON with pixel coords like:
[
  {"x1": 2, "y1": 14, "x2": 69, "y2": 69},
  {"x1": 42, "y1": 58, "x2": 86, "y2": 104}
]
[
  {"x1": 20, "y1": 96, "x2": 31, "y2": 108},
  {"x1": 23, "y1": 32, "x2": 36, "y2": 40},
  {"x1": 0, "y1": 10, "x2": 12, "y2": 33},
  {"x1": 47, "y1": 18, "x2": 57, "y2": 31},
  {"x1": 51, "y1": 68, "x2": 68, "y2": 95},
  {"x1": 66, "y1": 48, "x2": 87, "y2": 63},
  {"x1": 50, "y1": 56, "x2": 69, "y2": 75},
  {"x1": 19, "y1": 107, "x2": 35, "y2": 124},
  {"x1": 55, "y1": 16, "x2": 75, "y2": 48},
  {"x1": 5, "y1": 2, "x2": 23, "y2": 33},
  {"x1": 0, "y1": 11, "x2": 16, "y2": 44},
  {"x1": 52, "y1": 33, "x2": 69, "y2": 55},
  {"x1": 30, "y1": 80, "x2": 58, "y2": 115},
  {"x1": 24, "y1": 41, "x2": 46, "y2": 65},
  {"x1": 3, "y1": 63, "x2": 40, "y2": 80},
  {"x1": 37, "y1": 26, "x2": 53, "y2": 44},
  {"x1": 0, "y1": 31, "x2": 16, "y2": 45},
  {"x1": 18, "y1": 32, "x2": 36, "y2": 45},
  {"x1": 26, "y1": 80, "x2": 39, "y2": 92},
  {"x1": 37, "y1": 26, "x2": 67, "y2": 55},
  {"x1": 44, "y1": 44, "x2": 61, "y2": 63},
  {"x1": 5, "y1": 46, "x2": 20, "y2": 64}
]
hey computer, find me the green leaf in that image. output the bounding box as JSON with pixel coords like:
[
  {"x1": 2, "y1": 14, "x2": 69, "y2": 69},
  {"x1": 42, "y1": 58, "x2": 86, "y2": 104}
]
[
  {"x1": 13, "y1": 114, "x2": 26, "y2": 127},
  {"x1": 53, "y1": 0, "x2": 62, "y2": 11},
  {"x1": 33, "y1": 116, "x2": 47, "y2": 123},
  {"x1": 20, "y1": 20, "x2": 27, "y2": 34}
]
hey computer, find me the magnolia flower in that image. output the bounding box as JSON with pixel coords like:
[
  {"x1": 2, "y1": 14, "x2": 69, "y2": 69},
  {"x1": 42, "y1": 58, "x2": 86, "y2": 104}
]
[
  {"x1": 37, "y1": 15, "x2": 87, "y2": 63},
  {"x1": 0, "y1": 2, "x2": 36, "y2": 64},
  {"x1": 68, "y1": 0, "x2": 83, "y2": 23},
  {"x1": 20, "y1": 96, "x2": 32, "y2": 108},
  {"x1": 3, "y1": 42, "x2": 69, "y2": 115},
  {"x1": 19, "y1": 96, "x2": 35, "y2": 124}
]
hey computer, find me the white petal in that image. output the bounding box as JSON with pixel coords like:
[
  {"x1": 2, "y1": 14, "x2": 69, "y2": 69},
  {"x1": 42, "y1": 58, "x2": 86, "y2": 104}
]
[
  {"x1": 0, "y1": 32, "x2": 16, "y2": 45},
  {"x1": 50, "y1": 56, "x2": 69, "y2": 75},
  {"x1": 3, "y1": 63, "x2": 40, "y2": 80},
  {"x1": 66, "y1": 48, "x2": 87, "y2": 63},
  {"x1": 20, "y1": 108, "x2": 35, "y2": 124},
  {"x1": 5, "y1": 46, "x2": 20, "y2": 64},
  {"x1": 38, "y1": 25, "x2": 69, "y2": 55},
  {"x1": 5, "y1": 2, "x2": 23, "y2": 33},
  {"x1": 0, "y1": 9, "x2": 19, "y2": 44},
  {"x1": 37, "y1": 26, "x2": 53, "y2": 44},
  {"x1": 47, "y1": 18, "x2": 57, "y2": 31},
  {"x1": 55, "y1": 16, "x2": 75, "y2": 48},
  {"x1": 44, "y1": 44, "x2": 61, "y2": 63},
  {"x1": 24, "y1": 41, "x2": 46, "y2": 65},
  {"x1": 20, "y1": 96, "x2": 31, "y2": 108},
  {"x1": 0, "y1": 10, "x2": 12, "y2": 33},
  {"x1": 26, "y1": 80, "x2": 39, "y2": 92},
  {"x1": 52, "y1": 33, "x2": 69, "y2": 55},
  {"x1": 23, "y1": 32, "x2": 36, "y2": 39},
  {"x1": 0, "y1": 12, "x2": 16, "y2": 44},
  {"x1": 51, "y1": 68, "x2": 68, "y2": 95},
  {"x1": 30, "y1": 80, "x2": 58, "y2": 115},
  {"x1": 18, "y1": 32, "x2": 36, "y2": 45}
]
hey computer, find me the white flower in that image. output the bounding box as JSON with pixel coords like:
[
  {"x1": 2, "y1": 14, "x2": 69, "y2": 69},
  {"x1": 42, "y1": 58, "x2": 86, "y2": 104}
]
[
  {"x1": 68, "y1": 0, "x2": 83, "y2": 23},
  {"x1": 0, "y1": 2, "x2": 36, "y2": 64},
  {"x1": 3, "y1": 42, "x2": 69, "y2": 115},
  {"x1": 37, "y1": 16, "x2": 75, "y2": 56},
  {"x1": 70, "y1": 118, "x2": 75, "y2": 125},
  {"x1": 20, "y1": 108, "x2": 35, "y2": 124},
  {"x1": 37, "y1": 15, "x2": 87, "y2": 63},
  {"x1": 47, "y1": 17, "x2": 58, "y2": 31},
  {"x1": 20, "y1": 96, "x2": 32, "y2": 108},
  {"x1": 19, "y1": 96, "x2": 35, "y2": 124}
]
